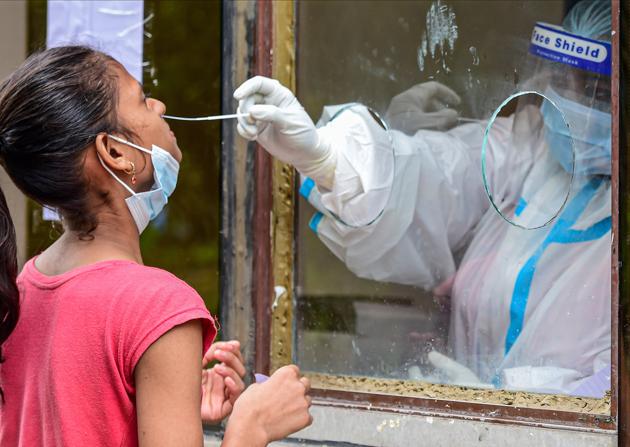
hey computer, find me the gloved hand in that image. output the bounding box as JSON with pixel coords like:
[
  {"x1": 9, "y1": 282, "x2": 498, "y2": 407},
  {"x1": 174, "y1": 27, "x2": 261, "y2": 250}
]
[
  {"x1": 385, "y1": 81, "x2": 461, "y2": 134},
  {"x1": 428, "y1": 350, "x2": 493, "y2": 389},
  {"x1": 234, "y1": 76, "x2": 336, "y2": 189}
]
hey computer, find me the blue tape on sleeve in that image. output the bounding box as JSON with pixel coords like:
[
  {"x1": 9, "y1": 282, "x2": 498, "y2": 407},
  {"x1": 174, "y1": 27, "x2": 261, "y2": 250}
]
[
  {"x1": 299, "y1": 177, "x2": 316, "y2": 200},
  {"x1": 309, "y1": 212, "x2": 324, "y2": 234},
  {"x1": 515, "y1": 197, "x2": 528, "y2": 217},
  {"x1": 529, "y1": 23, "x2": 611, "y2": 76}
]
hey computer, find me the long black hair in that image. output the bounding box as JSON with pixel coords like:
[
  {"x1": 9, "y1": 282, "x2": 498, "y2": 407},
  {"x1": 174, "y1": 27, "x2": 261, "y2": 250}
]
[{"x1": 0, "y1": 46, "x2": 126, "y2": 400}]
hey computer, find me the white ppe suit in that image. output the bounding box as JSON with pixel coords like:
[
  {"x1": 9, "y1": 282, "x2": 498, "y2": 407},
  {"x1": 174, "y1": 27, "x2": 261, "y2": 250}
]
[{"x1": 300, "y1": 105, "x2": 611, "y2": 396}]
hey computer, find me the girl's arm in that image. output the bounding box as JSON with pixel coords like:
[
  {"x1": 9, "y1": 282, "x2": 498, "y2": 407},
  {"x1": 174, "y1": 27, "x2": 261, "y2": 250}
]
[
  {"x1": 135, "y1": 320, "x2": 206, "y2": 447},
  {"x1": 134, "y1": 321, "x2": 312, "y2": 447}
]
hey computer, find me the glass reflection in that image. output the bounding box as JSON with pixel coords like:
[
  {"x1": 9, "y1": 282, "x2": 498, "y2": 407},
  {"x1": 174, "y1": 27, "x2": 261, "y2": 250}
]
[{"x1": 296, "y1": 0, "x2": 612, "y2": 400}]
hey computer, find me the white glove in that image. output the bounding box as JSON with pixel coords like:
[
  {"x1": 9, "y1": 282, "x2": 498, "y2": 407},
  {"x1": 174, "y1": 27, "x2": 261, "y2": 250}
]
[
  {"x1": 233, "y1": 76, "x2": 336, "y2": 190},
  {"x1": 428, "y1": 351, "x2": 493, "y2": 389},
  {"x1": 385, "y1": 81, "x2": 461, "y2": 134}
]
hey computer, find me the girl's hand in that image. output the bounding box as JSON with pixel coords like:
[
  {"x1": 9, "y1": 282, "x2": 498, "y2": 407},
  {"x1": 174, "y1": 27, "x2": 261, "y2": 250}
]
[
  {"x1": 223, "y1": 365, "x2": 313, "y2": 446},
  {"x1": 201, "y1": 341, "x2": 246, "y2": 423},
  {"x1": 200, "y1": 367, "x2": 230, "y2": 423}
]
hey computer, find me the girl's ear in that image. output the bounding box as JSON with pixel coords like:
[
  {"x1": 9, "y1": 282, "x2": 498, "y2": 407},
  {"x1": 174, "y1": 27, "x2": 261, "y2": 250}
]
[{"x1": 95, "y1": 134, "x2": 132, "y2": 173}]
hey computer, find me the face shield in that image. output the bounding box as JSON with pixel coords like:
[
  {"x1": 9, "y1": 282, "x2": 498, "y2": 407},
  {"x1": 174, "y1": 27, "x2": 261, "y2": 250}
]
[
  {"x1": 483, "y1": 18, "x2": 612, "y2": 230},
  {"x1": 524, "y1": 22, "x2": 611, "y2": 111}
]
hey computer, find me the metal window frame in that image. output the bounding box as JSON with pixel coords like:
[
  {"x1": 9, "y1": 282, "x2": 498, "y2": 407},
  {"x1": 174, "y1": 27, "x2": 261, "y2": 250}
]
[{"x1": 221, "y1": 0, "x2": 626, "y2": 442}]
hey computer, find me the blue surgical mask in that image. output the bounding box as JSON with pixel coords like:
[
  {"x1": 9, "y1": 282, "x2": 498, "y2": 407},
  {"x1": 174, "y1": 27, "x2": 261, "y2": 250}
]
[
  {"x1": 540, "y1": 87, "x2": 611, "y2": 176},
  {"x1": 98, "y1": 135, "x2": 180, "y2": 233}
]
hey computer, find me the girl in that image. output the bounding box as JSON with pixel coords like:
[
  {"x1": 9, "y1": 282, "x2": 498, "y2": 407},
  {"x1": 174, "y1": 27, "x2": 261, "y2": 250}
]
[{"x1": 0, "y1": 46, "x2": 311, "y2": 446}]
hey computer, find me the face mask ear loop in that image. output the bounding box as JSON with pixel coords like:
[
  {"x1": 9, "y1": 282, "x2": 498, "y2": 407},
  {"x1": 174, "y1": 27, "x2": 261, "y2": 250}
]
[
  {"x1": 97, "y1": 154, "x2": 137, "y2": 196},
  {"x1": 107, "y1": 134, "x2": 153, "y2": 155}
]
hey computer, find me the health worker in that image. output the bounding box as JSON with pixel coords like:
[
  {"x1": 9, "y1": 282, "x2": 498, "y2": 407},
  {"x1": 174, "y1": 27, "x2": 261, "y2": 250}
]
[{"x1": 233, "y1": 0, "x2": 613, "y2": 397}]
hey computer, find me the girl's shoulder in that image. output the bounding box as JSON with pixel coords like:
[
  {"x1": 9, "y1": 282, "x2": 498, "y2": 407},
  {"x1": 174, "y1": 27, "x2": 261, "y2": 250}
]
[
  {"x1": 20, "y1": 257, "x2": 202, "y2": 306},
  {"x1": 91, "y1": 261, "x2": 202, "y2": 301}
]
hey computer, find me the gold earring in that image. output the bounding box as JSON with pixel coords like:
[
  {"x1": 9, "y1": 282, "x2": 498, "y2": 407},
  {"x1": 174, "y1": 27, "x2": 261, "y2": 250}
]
[{"x1": 124, "y1": 161, "x2": 137, "y2": 185}]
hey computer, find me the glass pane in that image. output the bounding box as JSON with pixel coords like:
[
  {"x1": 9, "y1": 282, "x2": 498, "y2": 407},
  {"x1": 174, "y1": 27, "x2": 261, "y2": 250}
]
[{"x1": 295, "y1": 0, "x2": 612, "y2": 413}]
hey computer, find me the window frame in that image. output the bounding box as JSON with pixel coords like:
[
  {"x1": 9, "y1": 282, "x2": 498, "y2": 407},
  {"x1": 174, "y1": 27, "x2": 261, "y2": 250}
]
[{"x1": 221, "y1": 0, "x2": 626, "y2": 439}]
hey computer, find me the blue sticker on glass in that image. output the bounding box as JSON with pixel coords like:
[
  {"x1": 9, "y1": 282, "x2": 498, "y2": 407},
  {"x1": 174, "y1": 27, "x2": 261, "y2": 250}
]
[{"x1": 529, "y1": 23, "x2": 611, "y2": 76}]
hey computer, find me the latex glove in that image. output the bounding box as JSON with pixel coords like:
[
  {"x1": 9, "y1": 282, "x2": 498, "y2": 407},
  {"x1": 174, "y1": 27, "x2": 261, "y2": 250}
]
[
  {"x1": 428, "y1": 350, "x2": 493, "y2": 389},
  {"x1": 385, "y1": 81, "x2": 461, "y2": 134},
  {"x1": 234, "y1": 76, "x2": 336, "y2": 189}
]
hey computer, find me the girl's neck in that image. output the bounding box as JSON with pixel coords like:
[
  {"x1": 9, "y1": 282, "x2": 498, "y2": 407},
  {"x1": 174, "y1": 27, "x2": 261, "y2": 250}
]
[{"x1": 34, "y1": 215, "x2": 143, "y2": 277}]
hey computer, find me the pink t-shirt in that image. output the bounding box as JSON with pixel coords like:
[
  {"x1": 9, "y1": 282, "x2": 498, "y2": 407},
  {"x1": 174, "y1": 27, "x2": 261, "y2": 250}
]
[{"x1": 0, "y1": 258, "x2": 216, "y2": 446}]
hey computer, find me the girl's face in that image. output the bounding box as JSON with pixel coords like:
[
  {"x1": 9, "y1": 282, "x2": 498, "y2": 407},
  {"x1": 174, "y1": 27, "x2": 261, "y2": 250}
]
[{"x1": 109, "y1": 64, "x2": 182, "y2": 191}]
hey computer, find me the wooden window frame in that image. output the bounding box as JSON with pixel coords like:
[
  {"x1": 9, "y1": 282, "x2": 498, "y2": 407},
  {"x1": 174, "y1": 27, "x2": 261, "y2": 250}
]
[{"x1": 221, "y1": 0, "x2": 627, "y2": 442}]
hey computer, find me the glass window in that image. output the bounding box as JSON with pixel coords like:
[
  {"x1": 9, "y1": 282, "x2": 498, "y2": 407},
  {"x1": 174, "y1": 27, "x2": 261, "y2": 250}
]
[{"x1": 293, "y1": 0, "x2": 612, "y2": 415}]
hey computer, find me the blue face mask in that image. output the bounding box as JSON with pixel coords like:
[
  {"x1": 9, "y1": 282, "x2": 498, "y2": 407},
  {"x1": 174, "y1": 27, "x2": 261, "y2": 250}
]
[
  {"x1": 540, "y1": 87, "x2": 611, "y2": 176},
  {"x1": 98, "y1": 135, "x2": 180, "y2": 233}
]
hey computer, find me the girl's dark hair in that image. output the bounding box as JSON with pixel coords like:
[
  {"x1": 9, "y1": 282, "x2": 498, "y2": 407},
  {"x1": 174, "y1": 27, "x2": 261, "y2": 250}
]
[{"x1": 0, "y1": 46, "x2": 124, "y2": 399}]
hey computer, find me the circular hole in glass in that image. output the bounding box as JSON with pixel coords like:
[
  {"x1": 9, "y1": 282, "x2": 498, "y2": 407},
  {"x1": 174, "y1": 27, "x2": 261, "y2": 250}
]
[{"x1": 481, "y1": 91, "x2": 574, "y2": 230}]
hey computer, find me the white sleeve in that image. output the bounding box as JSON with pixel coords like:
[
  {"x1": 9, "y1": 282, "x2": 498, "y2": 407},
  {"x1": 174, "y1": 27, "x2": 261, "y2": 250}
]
[
  {"x1": 301, "y1": 105, "x2": 512, "y2": 290},
  {"x1": 501, "y1": 361, "x2": 610, "y2": 398},
  {"x1": 501, "y1": 366, "x2": 584, "y2": 395}
]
